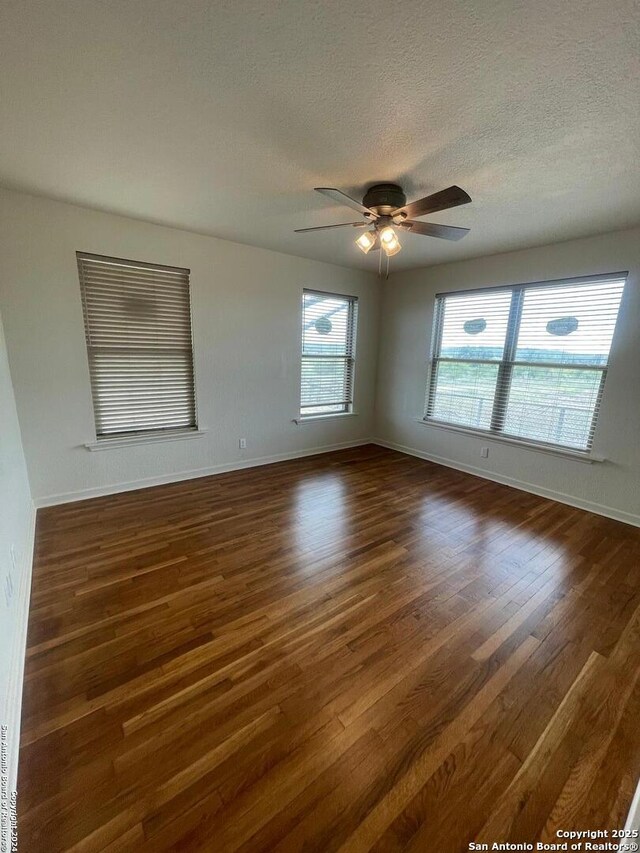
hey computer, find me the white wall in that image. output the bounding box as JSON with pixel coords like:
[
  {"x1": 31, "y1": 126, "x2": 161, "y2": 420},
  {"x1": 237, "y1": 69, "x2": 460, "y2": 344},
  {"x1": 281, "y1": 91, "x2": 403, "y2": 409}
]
[
  {"x1": 0, "y1": 305, "x2": 35, "y2": 804},
  {"x1": 0, "y1": 189, "x2": 380, "y2": 505},
  {"x1": 375, "y1": 227, "x2": 640, "y2": 526}
]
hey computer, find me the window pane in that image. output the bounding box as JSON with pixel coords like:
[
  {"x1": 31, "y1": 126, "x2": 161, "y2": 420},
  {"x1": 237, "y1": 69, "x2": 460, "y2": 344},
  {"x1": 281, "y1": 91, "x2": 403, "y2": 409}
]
[
  {"x1": 430, "y1": 361, "x2": 500, "y2": 430},
  {"x1": 302, "y1": 293, "x2": 351, "y2": 356},
  {"x1": 515, "y1": 280, "x2": 625, "y2": 366},
  {"x1": 301, "y1": 357, "x2": 348, "y2": 408},
  {"x1": 439, "y1": 290, "x2": 512, "y2": 360},
  {"x1": 90, "y1": 350, "x2": 195, "y2": 435},
  {"x1": 301, "y1": 404, "x2": 346, "y2": 416},
  {"x1": 503, "y1": 366, "x2": 603, "y2": 450}
]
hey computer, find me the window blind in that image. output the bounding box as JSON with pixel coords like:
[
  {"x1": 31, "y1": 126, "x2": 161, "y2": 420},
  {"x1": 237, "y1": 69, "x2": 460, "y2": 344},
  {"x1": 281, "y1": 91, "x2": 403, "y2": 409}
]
[
  {"x1": 301, "y1": 290, "x2": 358, "y2": 417},
  {"x1": 77, "y1": 252, "x2": 197, "y2": 438},
  {"x1": 425, "y1": 273, "x2": 626, "y2": 451}
]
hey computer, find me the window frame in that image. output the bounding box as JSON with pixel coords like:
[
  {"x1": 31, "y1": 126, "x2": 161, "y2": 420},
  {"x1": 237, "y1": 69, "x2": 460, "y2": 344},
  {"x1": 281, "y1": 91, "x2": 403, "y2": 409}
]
[
  {"x1": 424, "y1": 272, "x2": 626, "y2": 454},
  {"x1": 299, "y1": 288, "x2": 358, "y2": 420},
  {"x1": 77, "y1": 251, "x2": 198, "y2": 442}
]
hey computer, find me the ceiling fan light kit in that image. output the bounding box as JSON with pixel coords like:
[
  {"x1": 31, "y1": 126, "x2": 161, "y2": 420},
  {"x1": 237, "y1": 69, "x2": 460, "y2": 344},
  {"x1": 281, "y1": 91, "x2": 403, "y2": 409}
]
[
  {"x1": 295, "y1": 182, "x2": 472, "y2": 274},
  {"x1": 355, "y1": 230, "x2": 378, "y2": 254}
]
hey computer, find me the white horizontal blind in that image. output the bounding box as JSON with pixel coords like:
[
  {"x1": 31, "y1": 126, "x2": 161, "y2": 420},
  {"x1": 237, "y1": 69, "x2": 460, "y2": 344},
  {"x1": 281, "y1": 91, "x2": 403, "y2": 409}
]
[
  {"x1": 301, "y1": 290, "x2": 357, "y2": 416},
  {"x1": 78, "y1": 252, "x2": 197, "y2": 438},
  {"x1": 426, "y1": 274, "x2": 626, "y2": 451}
]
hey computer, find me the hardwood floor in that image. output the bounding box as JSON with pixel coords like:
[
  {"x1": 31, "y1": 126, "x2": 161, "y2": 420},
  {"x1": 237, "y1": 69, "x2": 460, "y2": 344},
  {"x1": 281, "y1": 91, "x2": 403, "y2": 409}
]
[{"x1": 19, "y1": 444, "x2": 640, "y2": 852}]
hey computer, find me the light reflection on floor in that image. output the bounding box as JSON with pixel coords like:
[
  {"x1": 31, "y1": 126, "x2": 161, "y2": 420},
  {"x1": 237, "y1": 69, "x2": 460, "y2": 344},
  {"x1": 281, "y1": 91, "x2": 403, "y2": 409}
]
[
  {"x1": 411, "y1": 485, "x2": 572, "y2": 584},
  {"x1": 292, "y1": 473, "x2": 349, "y2": 564}
]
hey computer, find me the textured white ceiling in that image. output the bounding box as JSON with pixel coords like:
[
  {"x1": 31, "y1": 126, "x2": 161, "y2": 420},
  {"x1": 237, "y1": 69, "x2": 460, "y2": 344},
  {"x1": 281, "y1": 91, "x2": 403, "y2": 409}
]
[{"x1": 1, "y1": 0, "x2": 639, "y2": 271}]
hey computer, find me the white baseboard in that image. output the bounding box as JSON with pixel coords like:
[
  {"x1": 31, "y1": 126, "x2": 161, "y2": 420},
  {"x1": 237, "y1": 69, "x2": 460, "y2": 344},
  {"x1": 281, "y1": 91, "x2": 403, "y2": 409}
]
[
  {"x1": 372, "y1": 438, "x2": 640, "y2": 528},
  {"x1": 35, "y1": 439, "x2": 372, "y2": 507},
  {"x1": 4, "y1": 501, "x2": 36, "y2": 799}
]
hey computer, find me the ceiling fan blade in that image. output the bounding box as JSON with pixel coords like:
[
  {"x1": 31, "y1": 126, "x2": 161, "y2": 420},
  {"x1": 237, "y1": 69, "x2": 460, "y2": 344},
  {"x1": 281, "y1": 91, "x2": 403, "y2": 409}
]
[
  {"x1": 294, "y1": 221, "x2": 368, "y2": 233},
  {"x1": 314, "y1": 188, "x2": 378, "y2": 218},
  {"x1": 393, "y1": 185, "x2": 471, "y2": 219},
  {"x1": 400, "y1": 220, "x2": 470, "y2": 241}
]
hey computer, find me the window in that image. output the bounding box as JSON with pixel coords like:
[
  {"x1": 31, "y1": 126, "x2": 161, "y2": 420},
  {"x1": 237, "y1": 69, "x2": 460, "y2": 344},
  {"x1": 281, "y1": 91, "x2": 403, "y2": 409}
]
[
  {"x1": 78, "y1": 252, "x2": 197, "y2": 439},
  {"x1": 425, "y1": 273, "x2": 626, "y2": 452},
  {"x1": 300, "y1": 290, "x2": 358, "y2": 417}
]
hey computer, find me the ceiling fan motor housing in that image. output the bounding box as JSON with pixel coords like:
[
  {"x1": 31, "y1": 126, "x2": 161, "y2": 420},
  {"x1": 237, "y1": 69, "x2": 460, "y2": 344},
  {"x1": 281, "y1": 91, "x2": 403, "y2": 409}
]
[{"x1": 362, "y1": 183, "x2": 406, "y2": 216}]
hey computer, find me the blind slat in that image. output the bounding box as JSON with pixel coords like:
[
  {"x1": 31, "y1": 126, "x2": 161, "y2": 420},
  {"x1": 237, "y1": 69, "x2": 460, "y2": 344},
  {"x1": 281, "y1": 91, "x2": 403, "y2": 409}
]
[{"x1": 78, "y1": 252, "x2": 197, "y2": 438}]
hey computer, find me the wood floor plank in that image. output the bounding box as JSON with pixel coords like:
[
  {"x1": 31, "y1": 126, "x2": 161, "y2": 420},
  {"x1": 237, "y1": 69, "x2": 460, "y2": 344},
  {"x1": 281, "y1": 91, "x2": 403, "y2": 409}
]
[{"x1": 19, "y1": 445, "x2": 640, "y2": 851}]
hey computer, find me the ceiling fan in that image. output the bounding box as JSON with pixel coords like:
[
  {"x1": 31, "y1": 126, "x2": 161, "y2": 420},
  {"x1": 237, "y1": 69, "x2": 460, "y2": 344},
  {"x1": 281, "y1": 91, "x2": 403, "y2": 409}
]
[{"x1": 295, "y1": 183, "x2": 472, "y2": 274}]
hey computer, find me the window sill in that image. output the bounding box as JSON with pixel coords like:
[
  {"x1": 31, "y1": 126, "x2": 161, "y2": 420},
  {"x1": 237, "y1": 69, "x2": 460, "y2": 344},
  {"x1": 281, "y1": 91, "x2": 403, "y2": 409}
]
[
  {"x1": 85, "y1": 428, "x2": 207, "y2": 451},
  {"x1": 415, "y1": 419, "x2": 605, "y2": 463},
  {"x1": 293, "y1": 412, "x2": 358, "y2": 425}
]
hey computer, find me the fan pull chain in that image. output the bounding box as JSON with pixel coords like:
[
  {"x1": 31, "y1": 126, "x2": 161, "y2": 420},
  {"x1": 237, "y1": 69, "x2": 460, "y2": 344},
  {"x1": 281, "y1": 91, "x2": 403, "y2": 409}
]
[
  {"x1": 378, "y1": 245, "x2": 382, "y2": 278},
  {"x1": 385, "y1": 251, "x2": 390, "y2": 280}
]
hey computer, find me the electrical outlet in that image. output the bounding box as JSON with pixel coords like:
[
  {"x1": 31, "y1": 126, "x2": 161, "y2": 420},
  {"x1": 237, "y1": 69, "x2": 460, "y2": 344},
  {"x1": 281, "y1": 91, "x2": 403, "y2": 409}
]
[
  {"x1": 239, "y1": 438, "x2": 247, "y2": 450},
  {"x1": 480, "y1": 447, "x2": 489, "y2": 458}
]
